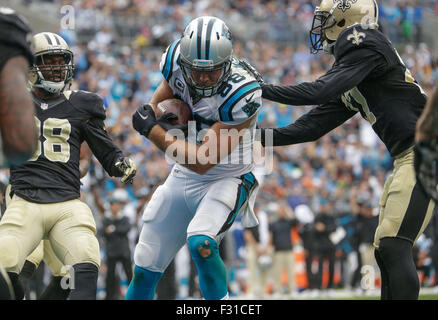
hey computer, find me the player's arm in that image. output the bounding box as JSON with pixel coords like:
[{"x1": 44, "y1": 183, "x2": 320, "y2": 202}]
[
  {"x1": 149, "y1": 80, "x2": 174, "y2": 111},
  {"x1": 261, "y1": 48, "x2": 384, "y2": 106},
  {"x1": 0, "y1": 55, "x2": 38, "y2": 165},
  {"x1": 416, "y1": 86, "x2": 438, "y2": 141},
  {"x1": 147, "y1": 116, "x2": 253, "y2": 175},
  {"x1": 262, "y1": 98, "x2": 356, "y2": 147},
  {"x1": 79, "y1": 141, "x2": 92, "y2": 178},
  {"x1": 83, "y1": 117, "x2": 136, "y2": 182}
]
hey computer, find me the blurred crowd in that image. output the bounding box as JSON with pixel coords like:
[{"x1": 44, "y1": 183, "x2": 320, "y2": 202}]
[{"x1": 6, "y1": 0, "x2": 438, "y2": 299}]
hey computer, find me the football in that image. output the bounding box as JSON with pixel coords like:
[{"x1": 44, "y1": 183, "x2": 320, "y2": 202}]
[{"x1": 155, "y1": 98, "x2": 193, "y2": 125}]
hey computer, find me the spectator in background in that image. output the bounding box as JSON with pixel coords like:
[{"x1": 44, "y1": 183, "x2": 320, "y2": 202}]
[
  {"x1": 353, "y1": 196, "x2": 379, "y2": 292},
  {"x1": 101, "y1": 189, "x2": 133, "y2": 300},
  {"x1": 313, "y1": 198, "x2": 337, "y2": 293},
  {"x1": 243, "y1": 204, "x2": 271, "y2": 299},
  {"x1": 268, "y1": 201, "x2": 299, "y2": 298}
]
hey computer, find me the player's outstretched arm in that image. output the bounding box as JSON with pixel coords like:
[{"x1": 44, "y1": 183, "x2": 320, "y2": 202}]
[
  {"x1": 83, "y1": 118, "x2": 136, "y2": 183},
  {"x1": 0, "y1": 56, "x2": 38, "y2": 166},
  {"x1": 261, "y1": 99, "x2": 356, "y2": 147},
  {"x1": 261, "y1": 49, "x2": 383, "y2": 106}
]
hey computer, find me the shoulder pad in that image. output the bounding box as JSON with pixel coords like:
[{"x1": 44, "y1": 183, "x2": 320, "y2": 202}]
[
  {"x1": 334, "y1": 25, "x2": 383, "y2": 60},
  {"x1": 217, "y1": 78, "x2": 262, "y2": 125},
  {"x1": 66, "y1": 90, "x2": 106, "y2": 120},
  {"x1": 159, "y1": 39, "x2": 181, "y2": 82}
]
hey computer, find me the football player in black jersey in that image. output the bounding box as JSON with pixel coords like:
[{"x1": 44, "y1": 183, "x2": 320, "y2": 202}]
[
  {"x1": 244, "y1": 0, "x2": 434, "y2": 299},
  {"x1": 0, "y1": 31, "x2": 136, "y2": 300},
  {"x1": 0, "y1": 7, "x2": 38, "y2": 300},
  {"x1": 17, "y1": 143, "x2": 93, "y2": 300}
]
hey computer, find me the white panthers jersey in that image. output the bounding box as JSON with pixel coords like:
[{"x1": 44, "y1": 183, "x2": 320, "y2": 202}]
[{"x1": 159, "y1": 39, "x2": 262, "y2": 180}]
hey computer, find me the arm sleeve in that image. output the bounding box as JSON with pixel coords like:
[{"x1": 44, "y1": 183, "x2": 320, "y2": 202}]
[
  {"x1": 266, "y1": 98, "x2": 357, "y2": 146},
  {"x1": 82, "y1": 118, "x2": 124, "y2": 177},
  {"x1": 218, "y1": 85, "x2": 262, "y2": 125},
  {"x1": 160, "y1": 39, "x2": 181, "y2": 82},
  {"x1": 261, "y1": 48, "x2": 383, "y2": 106}
]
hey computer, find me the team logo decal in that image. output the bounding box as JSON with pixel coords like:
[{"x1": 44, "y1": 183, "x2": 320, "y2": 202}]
[
  {"x1": 335, "y1": 0, "x2": 357, "y2": 12},
  {"x1": 175, "y1": 78, "x2": 185, "y2": 92},
  {"x1": 347, "y1": 27, "x2": 366, "y2": 45},
  {"x1": 40, "y1": 102, "x2": 48, "y2": 110},
  {"x1": 242, "y1": 100, "x2": 260, "y2": 117}
]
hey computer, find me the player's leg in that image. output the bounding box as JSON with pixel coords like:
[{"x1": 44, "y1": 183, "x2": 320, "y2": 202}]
[
  {"x1": 187, "y1": 173, "x2": 258, "y2": 300},
  {"x1": 126, "y1": 175, "x2": 194, "y2": 300},
  {"x1": 19, "y1": 240, "x2": 44, "y2": 299},
  {"x1": 374, "y1": 149, "x2": 434, "y2": 300},
  {"x1": 47, "y1": 200, "x2": 100, "y2": 300},
  {"x1": 0, "y1": 263, "x2": 14, "y2": 299},
  {"x1": 0, "y1": 196, "x2": 45, "y2": 300},
  {"x1": 39, "y1": 240, "x2": 71, "y2": 300}
]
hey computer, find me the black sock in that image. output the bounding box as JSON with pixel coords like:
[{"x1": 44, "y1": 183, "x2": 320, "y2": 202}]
[
  {"x1": 374, "y1": 248, "x2": 391, "y2": 300},
  {"x1": 39, "y1": 276, "x2": 71, "y2": 300},
  {"x1": 0, "y1": 271, "x2": 13, "y2": 300},
  {"x1": 378, "y1": 237, "x2": 419, "y2": 300},
  {"x1": 67, "y1": 263, "x2": 98, "y2": 300},
  {"x1": 7, "y1": 272, "x2": 24, "y2": 300},
  {"x1": 19, "y1": 260, "x2": 36, "y2": 300}
]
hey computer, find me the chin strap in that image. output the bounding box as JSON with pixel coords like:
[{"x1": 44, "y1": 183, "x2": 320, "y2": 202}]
[{"x1": 323, "y1": 40, "x2": 335, "y2": 55}]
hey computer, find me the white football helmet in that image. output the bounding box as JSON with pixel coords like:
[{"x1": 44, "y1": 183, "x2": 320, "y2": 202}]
[
  {"x1": 309, "y1": 0, "x2": 379, "y2": 54},
  {"x1": 29, "y1": 32, "x2": 74, "y2": 94},
  {"x1": 179, "y1": 16, "x2": 233, "y2": 97}
]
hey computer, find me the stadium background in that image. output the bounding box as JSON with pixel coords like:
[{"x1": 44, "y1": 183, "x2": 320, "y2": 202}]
[{"x1": 3, "y1": 0, "x2": 438, "y2": 299}]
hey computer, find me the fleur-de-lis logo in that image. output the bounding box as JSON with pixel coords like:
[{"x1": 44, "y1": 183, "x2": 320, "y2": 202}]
[
  {"x1": 335, "y1": 0, "x2": 357, "y2": 12},
  {"x1": 347, "y1": 27, "x2": 366, "y2": 45}
]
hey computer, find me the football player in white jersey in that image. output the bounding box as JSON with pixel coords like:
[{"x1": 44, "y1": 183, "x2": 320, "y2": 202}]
[{"x1": 128, "y1": 16, "x2": 262, "y2": 300}]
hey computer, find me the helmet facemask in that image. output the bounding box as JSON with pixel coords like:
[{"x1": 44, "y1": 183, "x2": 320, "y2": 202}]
[
  {"x1": 178, "y1": 16, "x2": 233, "y2": 98},
  {"x1": 180, "y1": 56, "x2": 231, "y2": 97},
  {"x1": 309, "y1": 6, "x2": 337, "y2": 54},
  {"x1": 29, "y1": 49, "x2": 74, "y2": 94}
]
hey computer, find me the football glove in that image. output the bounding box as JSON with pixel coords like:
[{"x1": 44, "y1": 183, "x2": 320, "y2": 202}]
[
  {"x1": 132, "y1": 104, "x2": 158, "y2": 138},
  {"x1": 239, "y1": 58, "x2": 264, "y2": 85},
  {"x1": 115, "y1": 157, "x2": 137, "y2": 184},
  {"x1": 157, "y1": 113, "x2": 189, "y2": 137},
  {"x1": 414, "y1": 138, "x2": 438, "y2": 202}
]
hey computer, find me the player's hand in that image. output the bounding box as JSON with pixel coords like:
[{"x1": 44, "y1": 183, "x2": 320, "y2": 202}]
[
  {"x1": 239, "y1": 58, "x2": 264, "y2": 85},
  {"x1": 115, "y1": 157, "x2": 137, "y2": 184},
  {"x1": 157, "y1": 113, "x2": 189, "y2": 137},
  {"x1": 414, "y1": 138, "x2": 438, "y2": 202},
  {"x1": 132, "y1": 104, "x2": 158, "y2": 138}
]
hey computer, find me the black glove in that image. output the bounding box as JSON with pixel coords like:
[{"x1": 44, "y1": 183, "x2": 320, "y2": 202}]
[
  {"x1": 132, "y1": 104, "x2": 158, "y2": 138},
  {"x1": 239, "y1": 58, "x2": 264, "y2": 85},
  {"x1": 114, "y1": 157, "x2": 137, "y2": 184},
  {"x1": 414, "y1": 138, "x2": 438, "y2": 202},
  {"x1": 157, "y1": 113, "x2": 189, "y2": 137}
]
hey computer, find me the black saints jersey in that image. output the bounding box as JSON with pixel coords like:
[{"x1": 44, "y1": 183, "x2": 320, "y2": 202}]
[
  {"x1": 0, "y1": 7, "x2": 34, "y2": 72},
  {"x1": 10, "y1": 90, "x2": 124, "y2": 203},
  {"x1": 262, "y1": 25, "x2": 427, "y2": 157}
]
